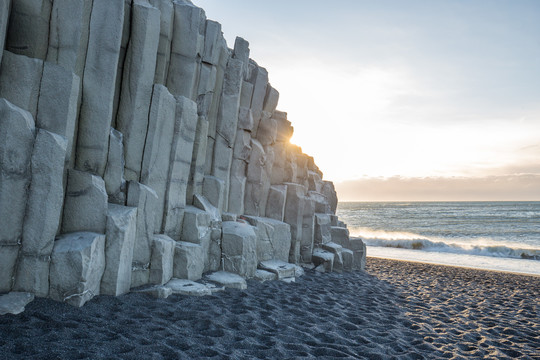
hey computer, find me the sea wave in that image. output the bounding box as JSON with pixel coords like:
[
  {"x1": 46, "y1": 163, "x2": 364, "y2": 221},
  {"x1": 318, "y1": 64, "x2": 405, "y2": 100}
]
[{"x1": 350, "y1": 228, "x2": 540, "y2": 261}]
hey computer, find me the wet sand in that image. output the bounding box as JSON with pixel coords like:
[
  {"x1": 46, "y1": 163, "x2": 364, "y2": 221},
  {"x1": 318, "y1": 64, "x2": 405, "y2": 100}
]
[{"x1": 0, "y1": 257, "x2": 538, "y2": 359}]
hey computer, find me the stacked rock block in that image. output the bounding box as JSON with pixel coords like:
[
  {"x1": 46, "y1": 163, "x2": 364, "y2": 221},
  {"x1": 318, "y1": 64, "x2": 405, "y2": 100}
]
[{"x1": 0, "y1": 0, "x2": 365, "y2": 306}]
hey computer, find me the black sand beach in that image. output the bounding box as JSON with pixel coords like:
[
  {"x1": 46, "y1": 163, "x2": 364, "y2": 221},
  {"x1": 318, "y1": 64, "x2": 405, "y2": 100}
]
[{"x1": 1, "y1": 258, "x2": 538, "y2": 359}]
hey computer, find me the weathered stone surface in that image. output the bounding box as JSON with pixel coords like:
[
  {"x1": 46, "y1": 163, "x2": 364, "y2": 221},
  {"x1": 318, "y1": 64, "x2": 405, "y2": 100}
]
[
  {"x1": 140, "y1": 84, "x2": 176, "y2": 232},
  {"x1": 166, "y1": 278, "x2": 212, "y2": 297},
  {"x1": 205, "y1": 271, "x2": 247, "y2": 290},
  {"x1": 254, "y1": 269, "x2": 277, "y2": 282},
  {"x1": 206, "y1": 38, "x2": 228, "y2": 140},
  {"x1": 6, "y1": 0, "x2": 51, "y2": 59},
  {"x1": 211, "y1": 135, "x2": 233, "y2": 210},
  {"x1": 308, "y1": 191, "x2": 330, "y2": 214},
  {"x1": 239, "y1": 82, "x2": 254, "y2": 109},
  {"x1": 186, "y1": 116, "x2": 208, "y2": 204},
  {"x1": 101, "y1": 204, "x2": 137, "y2": 296},
  {"x1": 150, "y1": 235, "x2": 175, "y2": 285},
  {"x1": 62, "y1": 169, "x2": 108, "y2": 234},
  {"x1": 266, "y1": 185, "x2": 287, "y2": 222},
  {"x1": 314, "y1": 213, "x2": 332, "y2": 245},
  {"x1": 0, "y1": 247, "x2": 18, "y2": 293},
  {"x1": 149, "y1": 0, "x2": 173, "y2": 84},
  {"x1": 0, "y1": 292, "x2": 34, "y2": 316},
  {"x1": 244, "y1": 139, "x2": 268, "y2": 216},
  {"x1": 47, "y1": 0, "x2": 92, "y2": 76},
  {"x1": 258, "y1": 260, "x2": 296, "y2": 280},
  {"x1": 50, "y1": 232, "x2": 106, "y2": 307},
  {"x1": 322, "y1": 181, "x2": 338, "y2": 214},
  {"x1": 134, "y1": 285, "x2": 173, "y2": 299},
  {"x1": 76, "y1": 0, "x2": 124, "y2": 175},
  {"x1": 162, "y1": 96, "x2": 198, "y2": 239},
  {"x1": 216, "y1": 58, "x2": 243, "y2": 145},
  {"x1": 37, "y1": 62, "x2": 80, "y2": 168},
  {"x1": 331, "y1": 226, "x2": 350, "y2": 249},
  {"x1": 0, "y1": 0, "x2": 10, "y2": 67},
  {"x1": 183, "y1": 201, "x2": 221, "y2": 273},
  {"x1": 256, "y1": 113, "x2": 277, "y2": 146},
  {"x1": 249, "y1": 63, "x2": 268, "y2": 135},
  {"x1": 307, "y1": 171, "x2": 323, "y2": 193},
  {"x1": 283, "y1": 183, "x2": 306, "y2": 264},
  {"x1": 312, "y1": 248, "x2": 334, "y2": 273},
  {"x1": 126, "y1": 181, "x2": 159, "y2": 288},
  {"x1": 243, "y1": 216, "x2": 291, "y2": 263},
  {"x1": 13, "y1": 130, "x2": 67, "y2": 297},
  {"x1": 263, "y1": 85, "x2": 279, "y2": 113},
  {"x1": 167, "y1": 0, "x2": 205, "y2": 99},
  {"x1": 0, "y1": 51, "x2": 43, "y2": 117},
  {"x1": 233, "y1": 129, "x2": 251, "y2": 161},
  {"x1": 116, "y1": 0, "x2": 159, "y2": 182},
  {"x1": 203, "y1": 175, "x2": 225, "y2": 211},
  {"x1": 330, "y1": 214, "x2": 339, "y2": 226},
  {"x1": 227, "y1": 159, "x2": 246, "y2": 215},
  {"x1": 300, "y1": 196, "x2": 315, "y2": 263},
  {"x1": 104, "y1": 128, "x2": 126, "y2": 204},
  {"x1": 0, "y1": 105, "x2": 39, "y2": 256},
  {"x1": 232, "y1": 37, "x2": 250, "y2": 79},
  {"x1": 203, "y1": 20, "x2": 222, "y2": 65},
  {"x1": 12, "y1": 256, "x2": 49, "y2": 298},
  {"x1": 349, "y1": 237, "x2": 367, "y2": 270},
  {"x1": 322, "y1": 242, "x2": 344, "y2": 273},
  {"x1": 112, "y1": 0, "x2": 132, "y2": 123},
  {"x1": 173, "y1": 241, "x2": 204, "y2": 281},
  {"x1": 342, "y1": 248, "x2": 354, "y2": 272},
  {"x1": 221, "y1": 221, "x2": 257, "y2": 278}
]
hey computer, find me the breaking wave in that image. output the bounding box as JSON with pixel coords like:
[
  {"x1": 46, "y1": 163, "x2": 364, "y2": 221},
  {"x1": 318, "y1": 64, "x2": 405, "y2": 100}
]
[{"x1": 350, "y1": 228, "x2": 540, "y2": 261}]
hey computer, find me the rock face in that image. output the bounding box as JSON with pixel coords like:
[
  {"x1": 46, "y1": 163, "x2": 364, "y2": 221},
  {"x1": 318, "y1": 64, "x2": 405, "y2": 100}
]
[{"x1": 0, "y1": 0, "x2": 364, "y2": 308}]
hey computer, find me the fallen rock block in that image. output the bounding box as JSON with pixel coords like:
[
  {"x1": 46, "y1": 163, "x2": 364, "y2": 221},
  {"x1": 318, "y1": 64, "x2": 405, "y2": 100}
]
[
  {"x1": 0, "y1": 292, "x2": 34, "y2": 316},
  {"x1": 173, "y1": 242, "x2": 204, "y2": 281},
  {"x1": 205, "y1": 271, "x2": 247, "y2": 290},
  {"x1": 243, "y1": 216, "x2": 291, "y2": 263},
  {"x1": 342, "y1": 248, "x2": 354, "y2": 272},
  {"x1": 331, "y1": 226, "x2": 350, "y2": 249},
  {"x1": 312, "y1": 249, "x2": 334, "y2": 273},
  {"x1": 322, "y1": 242, "x2": 344, "y2": 273},
  {"x1": 254, "y1": 269, "x2": 277, "y2": 282},
  {"x1": 49, "y1": 232, "x2": 106, "y2": 307},
  {"x1": 258, "y1": 260, "x2": 296, "y2": 280},
  {"x1": 150, "y1": 235, "x2": 175, "y2": 285},
  {"x1": 349, "y1": 237, "x2": 367, "y2": 270},
  {"x1": 134, "y1": 285, "x2": 173, "y2": 299},
  {"x1": 221, "y1": 221, "x2": 257, "y2": 278},
  {"x1": 314, "y1": 213, "x2": 332, "y2": 245},
  {"x1": 165, "y1": 279, "x2": 212, "y2": 297}
]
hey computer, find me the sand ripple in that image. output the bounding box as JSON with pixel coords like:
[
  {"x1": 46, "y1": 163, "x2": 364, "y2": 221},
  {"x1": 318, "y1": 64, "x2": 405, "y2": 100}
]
[{"x1": 0, "y1": 258, "x2": 538, "y2": 359}]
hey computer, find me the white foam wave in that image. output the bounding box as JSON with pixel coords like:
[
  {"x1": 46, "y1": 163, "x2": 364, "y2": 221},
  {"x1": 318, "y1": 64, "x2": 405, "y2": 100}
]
[{"x1": 350, "y1": 228, "x2": 540, "y2": 261}]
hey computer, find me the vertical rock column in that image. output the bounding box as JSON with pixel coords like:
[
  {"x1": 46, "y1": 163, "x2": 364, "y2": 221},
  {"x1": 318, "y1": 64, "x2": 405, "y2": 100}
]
[
  {"x1": 149, "y1": 0, "x2": 173, "y2": 85},
  {"x1": 212, "y1": 58, "x2": 243, "y2": 211},
  {"x1": 0, "y1": 99, "x2": 35, "y2": 292},
  {"x1": 5, "y1": 0, "x2": 52, "y2": 59},
  {"x1": 116, "y1": 0, "x2": 160, "y2": 182},
  {"x1": 0, "y1": 0, "x2": 11, "y2": 66},
  {"x1": 14, "y1": 130, "x2": 67, "y2": 297},
  {"x1": 76, "y1": 0, "x2": 124, "y2": 175}
]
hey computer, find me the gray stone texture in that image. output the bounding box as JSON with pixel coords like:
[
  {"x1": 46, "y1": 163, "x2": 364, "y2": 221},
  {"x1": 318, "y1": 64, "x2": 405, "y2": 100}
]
[
  {"x1": 140, "y1": 84, "x2": 176, "y2": 232},
  {"x1": 186, "y1": 116, "x2": 209, "y2": 204},
  {"x1": 116, "y1": 0, "x2": 160, "y2": 182},
  {"x1": 0, "y1": 292, "x2": 34, "y2": 315},
  {"x1": 150, "y1": 234, "x2": 175, "y2": 285},
  {"x1": 104, "y1": 128, "x2": 126, "y2": 204},
  {"x1": 13, "y1": 130, "x2": 67, "y2": 297},
  {"x1": 314, "y1": 213, "x2": 332, "y2": 245},
  {"x1": 149, "y1": 0, "x2": 174, "y2": 84},
  {"x1": 0, "y1": 0, "x2": 10, "y2": 67},
  {"x1": 322, "y1": 181, "x2": 338, "y2": 214},
  {"x1": 283, "y1": 183, "x2": 306, "y2": 264},
  {"x1": 36, "y1": 62, "x2": 80, "y2": 169},
  {"x1": 265, "y1": 185, "x2": 287, "y2": 222},
  {"x1": 173, "y1": 241, "x2": 204, "y2": 281},
  {"x1": 243, "y1": 216, "x2": 291, "y2": 263},
  {"x1": 76, "y1": 0, "x2": 124, "y2": 176},
  {"x1": 101, "y1": 204, "x2": 137, "y2": 296},
  {"x1": 126, "y1": 181, "x2": 159, "y2": 288},
  {"x1": 227, "y1": 159, "x2": 246, "y2": 215},
  {"x1": 331, "y1": 226, "x2": 351, "y2": 249},
  {"x1": 162, "y1": 96, "x2": 198, "y2": 239},
  {"x1": 232, "y1": 37, "x2": 250, "y2": 80},
  {"x1": 248, "y1": 64, "x2": 268, "y2": 136},
  {"x1": 5, "y1": 0, "x2": 51, "y2": 59},
  {"x1": 62, "y1": 169, "x2": 108, "y2": 234},
  {"x1": 46, "y1": 0, "x2": 92, "y2": 77},
  {"x1": 300, "y1": 196, "x2": 315, "y2": 264},
  {"x1": 49, "y1": 232, "x2": 106, "y2": 307},
  {"x1": 0, "y1": 51, "x2": 43, "y2": 118},
  {"x1": 221, "y1": 221, "x2": 257, "y2": 278}
]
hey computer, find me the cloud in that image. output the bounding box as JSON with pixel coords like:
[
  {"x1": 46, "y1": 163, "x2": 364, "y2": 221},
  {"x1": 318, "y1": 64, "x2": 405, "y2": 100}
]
[{"x1": 336, "y1": 174, "x2": 540, "y2": 202}]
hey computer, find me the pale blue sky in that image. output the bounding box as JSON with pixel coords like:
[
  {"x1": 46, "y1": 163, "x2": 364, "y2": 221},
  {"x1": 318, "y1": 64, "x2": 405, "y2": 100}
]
[{"x1": 195, "y1": 0, "x2": 540, "y2": 198}]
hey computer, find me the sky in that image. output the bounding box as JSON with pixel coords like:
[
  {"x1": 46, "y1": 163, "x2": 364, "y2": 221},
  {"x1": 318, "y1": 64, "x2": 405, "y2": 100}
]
[{"x1": 195, "y1": 0, "x2": 540, "y2": 201}]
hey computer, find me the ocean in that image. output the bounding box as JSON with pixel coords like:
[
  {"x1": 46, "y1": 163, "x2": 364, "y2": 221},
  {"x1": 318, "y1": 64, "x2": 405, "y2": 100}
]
[{"x1": 337, "y1": 201, "x2": 540, "y2": 276}]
